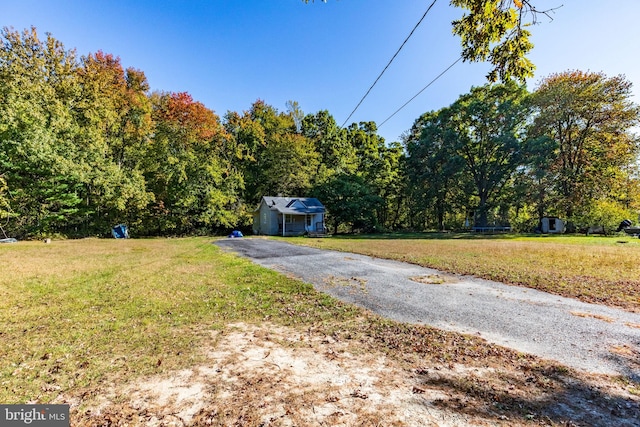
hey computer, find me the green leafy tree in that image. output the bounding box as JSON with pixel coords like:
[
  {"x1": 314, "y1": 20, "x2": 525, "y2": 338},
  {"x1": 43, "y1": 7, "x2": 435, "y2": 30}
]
[
  {"x1": 0, "y1": 27, "x2": 84, "y2": 236},
  {"x1": 233, "y1": 101, "x2": 320, "y2": 205},
  {"x1": 0, "y1": 174, "x2": 11, "y2": 232},
  {"x1": 346, "y1": 121, "x2": 403, "y2": 230},
  {"x1": 378, "y1": 142, "x2": 407, "y2": 230},
  {"x1": 259, "y1": 132, "x2": 320, "y2": 197},
  {"x1": 302, "y1": 110, "x2": 357, "y2": 181},
  {"x1": 145, "y1": 92, "x2": 242, "y2": 234},
  {"x1": 311, "y1": 173, "x2": 382, "y2": 233},
  {"x1": 223, "y1": 108, "x2": 265, "y2": 209},
  {"x1": 451, "y1": 0, "x2": 558, "y2": 82},
  {"x1": 450, "y1": 82, "x2": 531, "y2": 226},
  {"x1": 0, "y1": 27, "x2": 157, "y2": 236},
  {"x1": 404, "y1": 110, "x2": 467, "y2": 230},
  {"x1": 237, "y1": 101, "x2": 283, "y2": 205},
  {"x1": 529, "y1": 71, "x2": 640, "y2": 222},
  {"x1": 75, "y1": 51, "x2": 152, "y2": 232},
  {"x1": 306, "y1": 1, "x2": 558, "y2": 82},
  {"x1": 411, "y1": 82, "x2": 530, "y2": 228}
]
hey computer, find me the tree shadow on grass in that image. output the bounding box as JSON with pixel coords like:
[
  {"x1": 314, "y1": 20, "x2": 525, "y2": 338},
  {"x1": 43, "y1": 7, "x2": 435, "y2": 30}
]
[
  {"x1": 415, "y1": 363, "x2": 639, "y2": 426},
  {"x1": 606, "y1": 340, "x2": 640, "y2": 384},
  {"x1": 361, "y1": 320, "x2": 640, "y2": 426}
]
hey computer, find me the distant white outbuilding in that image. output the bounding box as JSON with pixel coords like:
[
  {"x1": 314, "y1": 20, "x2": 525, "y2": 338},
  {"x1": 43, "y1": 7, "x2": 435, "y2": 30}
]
[
  {"x1": 252, "y1": 196, "x2": 326, "y2": 236},
  {"x1": 540, "y1": 216, "x2": 566, "y2": 234}
]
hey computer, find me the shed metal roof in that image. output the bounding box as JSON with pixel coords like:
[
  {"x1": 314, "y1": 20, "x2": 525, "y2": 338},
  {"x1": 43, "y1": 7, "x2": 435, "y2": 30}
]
[{"x1": 261, "y1": 196, "x2": 325, "y2": 215}]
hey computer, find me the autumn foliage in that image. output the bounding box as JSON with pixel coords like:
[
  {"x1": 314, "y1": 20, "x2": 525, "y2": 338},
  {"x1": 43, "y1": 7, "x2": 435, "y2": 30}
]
[{"x1": 1, "y1": 27, "x2": 639, "y2": 237}]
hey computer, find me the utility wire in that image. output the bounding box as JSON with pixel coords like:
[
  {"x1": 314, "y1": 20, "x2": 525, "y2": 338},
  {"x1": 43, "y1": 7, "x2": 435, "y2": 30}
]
[
  {"x1": 378, "y1": 56, "x2": 462, "y2": 128},
  {"x1": 341, "y1": 0, "x2": 439, "y2": 128}
]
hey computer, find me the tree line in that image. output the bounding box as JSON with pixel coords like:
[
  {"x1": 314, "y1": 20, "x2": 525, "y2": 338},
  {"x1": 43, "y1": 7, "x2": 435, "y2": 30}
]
[
  {"x1": 1, "y1": 27, "x2": 639, "y2": 238},
  {"x1": 405, "y1": 76, "x2": 640, "y2": 232}
]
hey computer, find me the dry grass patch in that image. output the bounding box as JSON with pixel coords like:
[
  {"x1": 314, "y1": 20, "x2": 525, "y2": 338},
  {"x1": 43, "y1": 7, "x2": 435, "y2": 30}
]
[
  {"x1": 569, "y1": 311, "x2": 616, "y2": 323},
  {"x1": 610, "y1": 344, "x2": 638, "y2": 358},
  {"x1": 410, "y1": 274, "x2": 458, "y2": 285},
  {"x1": 323, "y1": 275, "x2": 368, "y2": 294},
  {"x1": 298, "y1": 235, "x2": 640, "y2": 312}
]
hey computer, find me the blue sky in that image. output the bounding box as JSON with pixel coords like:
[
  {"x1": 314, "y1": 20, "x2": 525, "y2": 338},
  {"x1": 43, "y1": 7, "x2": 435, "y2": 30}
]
[{"x1": 2, "y1": 0, "x2": 639, "y2": 143}]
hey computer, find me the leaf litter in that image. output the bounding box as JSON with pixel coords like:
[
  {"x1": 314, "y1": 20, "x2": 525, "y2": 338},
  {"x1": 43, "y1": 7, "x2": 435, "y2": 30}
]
[{"x1": 70, "y1": 321, "x2": 639, "y2": 426}]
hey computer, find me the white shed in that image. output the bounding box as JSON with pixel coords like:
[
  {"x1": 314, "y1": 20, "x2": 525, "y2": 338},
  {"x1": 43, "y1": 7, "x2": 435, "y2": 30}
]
[{"x1": 540, "y1": 217, "x2": 566, "y2": 234}]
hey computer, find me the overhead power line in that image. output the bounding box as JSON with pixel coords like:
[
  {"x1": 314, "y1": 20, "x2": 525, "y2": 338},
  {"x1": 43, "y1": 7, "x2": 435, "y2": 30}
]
[
  {"x1": 378, "y1": 56, "x2": 462, "y2": 128},
  {"x1": 340, "y1": 0, "x2": 439, "y2": 128}
]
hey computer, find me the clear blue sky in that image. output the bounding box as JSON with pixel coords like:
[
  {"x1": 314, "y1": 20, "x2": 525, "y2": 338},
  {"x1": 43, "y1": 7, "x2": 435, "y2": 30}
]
[{"x1": 2, "y1": 0, "x2": 639, "y2": 143}]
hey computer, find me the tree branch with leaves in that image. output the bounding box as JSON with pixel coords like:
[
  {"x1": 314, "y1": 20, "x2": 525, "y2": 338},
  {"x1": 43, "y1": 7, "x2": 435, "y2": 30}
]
[{"x1": 305, "y1": 0, "x2": 561, "y2": 82}]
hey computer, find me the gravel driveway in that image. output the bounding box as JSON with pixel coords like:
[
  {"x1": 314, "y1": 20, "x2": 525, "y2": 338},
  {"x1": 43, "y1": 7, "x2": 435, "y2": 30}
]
[{"x1": 215, "y1": 238, "x2": 640, "y2": 379}]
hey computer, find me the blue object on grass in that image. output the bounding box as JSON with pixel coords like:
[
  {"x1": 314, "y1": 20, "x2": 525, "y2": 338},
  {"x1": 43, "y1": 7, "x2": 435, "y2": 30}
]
[
  {"x1": 112, "y1": 224, "x2": 129, "y2": 239},
  {"x1": 228, "y1": 230, "x2": 243, "y2": 238}
]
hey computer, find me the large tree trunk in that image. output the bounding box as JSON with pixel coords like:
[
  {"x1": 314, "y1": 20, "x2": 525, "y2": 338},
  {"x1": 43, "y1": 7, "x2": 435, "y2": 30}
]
[
  {"x1": 475, "y1": 197, "x2": 489, "y2": 228},
  {"x1": 436, "y1": 201, "x2": 445, "y2": 231}
]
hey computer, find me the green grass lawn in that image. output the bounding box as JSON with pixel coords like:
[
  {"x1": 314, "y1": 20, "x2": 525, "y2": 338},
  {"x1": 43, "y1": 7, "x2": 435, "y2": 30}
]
[
  {"x1": 0, "y1": 238, "x2": 357, "y2": 403},
  {"x1": 292, "y1": 233, "x2": 640, "y2": 312}
]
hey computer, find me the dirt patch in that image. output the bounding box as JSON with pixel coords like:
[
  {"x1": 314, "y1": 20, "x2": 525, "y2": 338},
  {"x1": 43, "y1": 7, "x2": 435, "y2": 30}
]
[
  {"x1": 71, "y1": 322, "x2": 640, "y2": 426},
  {"x1": 410, "y1": 274, "x2": 458, "y2": 285},
  {"x1": 73, "y1": 323, "x2": 501, "y2": 426},
  {"x1": 323, "y1": 275, "x2": 368, "y2": 294}
]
